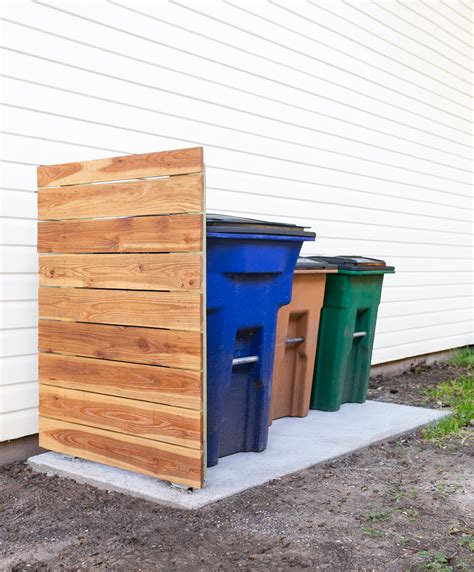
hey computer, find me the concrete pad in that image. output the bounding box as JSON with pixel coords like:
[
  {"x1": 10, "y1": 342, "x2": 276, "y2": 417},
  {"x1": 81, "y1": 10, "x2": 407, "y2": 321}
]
[{"x1": 29, "y1": 401, "x2": 448, "y2": 509}]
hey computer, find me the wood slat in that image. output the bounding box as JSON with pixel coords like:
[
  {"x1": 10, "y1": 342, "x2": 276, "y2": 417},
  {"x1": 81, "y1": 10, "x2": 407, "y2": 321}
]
[
  {"x1": 40, "y1": 385, "x2": 202, "y2": 449},
  {"x1": 39, "y1": 320, "x2": 202, "y2": 371},
  {"x1": 38, "y1": 214, "x2": 202, "y2": 254},
  {"x1": 39, "y1": 417, "x2": 203, "y2": 488},
  {"x1": 39, "y1": 253, "x2": 202, "y2": 291},
  {"x1": 38, "y1": 174, "x2": 203, "y2": 220},
  {"x1": 37, "y1": 147, "x2": 203, "y2": 188},
  {"x1": 39, "y1": 288, "x2": 202, "y2": 331},
  {"x1": 39, "y1": 353, "x2": 201, "y2": 409}
]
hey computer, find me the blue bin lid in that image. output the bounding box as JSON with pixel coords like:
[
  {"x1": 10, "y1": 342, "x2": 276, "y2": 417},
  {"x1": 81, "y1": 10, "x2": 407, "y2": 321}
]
[
  {"x1": 206, "y1": 214, "x2": 316, "y2": 239},
  {"x1": 306, "y1": 255, "x2": 394, "y2": 273}
]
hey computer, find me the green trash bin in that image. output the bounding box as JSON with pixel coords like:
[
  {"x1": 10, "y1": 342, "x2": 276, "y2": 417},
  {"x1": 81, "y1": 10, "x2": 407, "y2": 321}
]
[{"x1": 307, "y1": 256, "x2": 395, "y2": 412}]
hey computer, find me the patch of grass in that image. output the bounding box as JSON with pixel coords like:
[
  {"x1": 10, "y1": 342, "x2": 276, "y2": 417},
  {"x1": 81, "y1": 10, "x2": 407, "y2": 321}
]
[
  {"x1": 417, "y1": 550, "x2": 453, "y2": 571},
  {"x1": 458, "y1": 533, "x2": 474, "y2": 553},
  {"x1": 449, "y1": 347, "x2": 474, "y2": 369},
  {"x1": 369, "y1": 509, "x2": 392, "y2": 523},
  {"x1": 362, "y1": 526, "x2": 384, "y2": 538},
  {"x1": 423, "y1": 372, "x2": 474, "y2": 445},
  {"x1": 436, "y1": 480, "x2": 462, "y2": 499}
]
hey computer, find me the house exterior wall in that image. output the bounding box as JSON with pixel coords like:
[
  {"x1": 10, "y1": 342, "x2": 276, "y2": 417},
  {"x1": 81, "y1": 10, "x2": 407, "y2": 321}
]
[{"x1": 0, "y1": 0, "x2": 472, "y2": 441}]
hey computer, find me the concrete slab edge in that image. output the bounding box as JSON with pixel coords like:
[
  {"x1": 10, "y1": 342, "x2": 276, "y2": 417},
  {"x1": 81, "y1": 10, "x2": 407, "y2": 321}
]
[{"x1": 27, "y1": 410, "x2": 450, "y2": 510}]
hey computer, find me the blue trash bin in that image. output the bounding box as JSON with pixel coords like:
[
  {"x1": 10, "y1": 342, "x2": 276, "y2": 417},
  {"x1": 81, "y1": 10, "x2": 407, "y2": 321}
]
[{"x1": 206, "y1": 215, "x2": 315, "y2": 467}]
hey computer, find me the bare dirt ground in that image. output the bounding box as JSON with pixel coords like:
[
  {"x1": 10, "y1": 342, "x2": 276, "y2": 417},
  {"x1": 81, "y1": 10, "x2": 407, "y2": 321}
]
[{"x1": 1, "y1": 362, "x2": 473, "y2": 571}]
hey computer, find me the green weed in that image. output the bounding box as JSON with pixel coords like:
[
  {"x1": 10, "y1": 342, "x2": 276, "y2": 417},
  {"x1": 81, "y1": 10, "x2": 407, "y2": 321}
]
[
  {"x1": 368, "y1": 509, "x2": 392, "y2": 523},
  {"x1": 436, "y1": 480, "x2": 462, "y2": 499},
  {"x1": 362, "y1": 526, "x2": 384, "y2": 538},
  {"x1": 417, "y1": 550, "x2": 452, "y2": 571},
  {"x1": 458, "y1": 533, "x2": 474, "y2": 553},
  {"x1": 423, "y1": 372, "x2": 474, "y2": 445},
  {"x1": 449, "y1": 347, "x2": 474, "y2": 369}
]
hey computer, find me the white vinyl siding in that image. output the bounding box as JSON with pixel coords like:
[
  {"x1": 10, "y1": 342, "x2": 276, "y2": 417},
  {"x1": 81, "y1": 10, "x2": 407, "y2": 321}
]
[{"x1": 0, "y1": 0, "x2": 472, "y2": 441}]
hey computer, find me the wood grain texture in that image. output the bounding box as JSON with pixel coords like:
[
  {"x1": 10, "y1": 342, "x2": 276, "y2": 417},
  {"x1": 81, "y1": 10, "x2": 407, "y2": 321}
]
[
  {"x1": 39, "y1": 288, "x2": 202, "y2": 331},
  {"x1": 39, "y1": 320, "x2": 202, "y2": 371},
  {"x1": 39, "y1": 417, "x2": 203, "y2": 488},
  {"x1": 40, "y1": 385, "x2": 202, "y2": 448},
  {"x1": 39, "y1": 253, "x2": 201, "y2": 291},
  {"x1": 39, "y1": 353, "x2": 201, "y2": 409},
  {"x1": 38, "y1": 174, "x2": 203, "y2": 220},
  {"x1": 38, "y1": 214, "x2": 202, "y2": 254},
  {"x1": 37, "y1": 148, "x2": 203, "y2": 188}
]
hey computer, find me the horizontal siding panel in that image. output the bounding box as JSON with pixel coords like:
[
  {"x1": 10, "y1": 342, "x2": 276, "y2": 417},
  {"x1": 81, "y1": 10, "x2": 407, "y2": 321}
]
[
  {"x1": 0, "y1": 218, "x2": 36, "y2": 246},
  {"x1": 0, "y1": 246, "x2": 37, "y2": 273},
  {"x1": 3, "y1": 99, "x2": 470, "y2": 200},
  {"x1": 375, "y1": 322, "x2": 473, "y2": 348},
  {"x1": 0, "y1": 407, "x2": 38, "y2": 441},
  {"x1": 0, "y1": 381, "x2": 38, "y2": 414},
  {"x1": 0, "y1": 328, "x2": 38, "y2": 358},
  {"x1": 376, "y1": 307, "x2": 472, "y2": 334},
  {"x1": 0, "y1": 275, "x2": 38, "y2": 300},
  {"x1": 0, "y1": 300, "x2": 38, "y2": 329},
  {"x1": 378, "y1": 296, "x2": 474, "y2": 319},
  {"x1": 0, "y1": 189, "x2": 37, "y2": 218},
  {"x1": 0, "y1": 355, "x2": 38, "y2": 386},
  {"x1": 3, "y1": 48, "x2": 470, "y2": 174},
  {"x1": 373, "y1": 332, "x2": 474, "y2": 365}
]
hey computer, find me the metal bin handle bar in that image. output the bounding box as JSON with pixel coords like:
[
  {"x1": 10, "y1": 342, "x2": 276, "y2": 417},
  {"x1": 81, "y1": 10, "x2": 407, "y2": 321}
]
[
  {"x1": 232, "y1": 355, "x2": 259, "y2": 366},
  {"x1": 353, "y1": 331, "x2": 367, "y2": 339},
  {"x1": 286, "y1": 337, "x2": 305, "y2": 345}
]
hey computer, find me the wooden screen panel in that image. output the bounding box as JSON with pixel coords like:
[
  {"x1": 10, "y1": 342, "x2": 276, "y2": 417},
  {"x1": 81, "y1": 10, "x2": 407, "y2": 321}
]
[
  {"x1": 38, "y1": 148, "x2": 205, "y2": 488},
  {"x1": 39, "y1": 353, "x2": 201, "y2": 409},
  {"x1": 38, "y1": 213, "x2": 202, "y2": 254},
  {"x1": 40, "y1": 417, "x2": 202, "y2": 488},
  {"x1": 39, "y1": 288, "x2": 201, "y2": 331},
  {"x1": 38, "y1": 173, "x2": 203, "y2": 220},
  {"x1": 40, "y1": 386, "x2": 201, "y2": 449},
  {"x1": 37, "y1": 147, "x2": 203, "y2": 187},
  {"x1": 39, "y1": 253, "x2": 202, "y2": 291},
  {"x1": 38, "y1": 321, "x2": 202, "y2": 371}
]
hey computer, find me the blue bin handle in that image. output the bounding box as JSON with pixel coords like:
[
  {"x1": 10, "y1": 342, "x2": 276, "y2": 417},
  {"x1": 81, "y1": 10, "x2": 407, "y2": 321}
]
[{"x1": 232, "y1": 356, "x2": 259, "y2": 366}]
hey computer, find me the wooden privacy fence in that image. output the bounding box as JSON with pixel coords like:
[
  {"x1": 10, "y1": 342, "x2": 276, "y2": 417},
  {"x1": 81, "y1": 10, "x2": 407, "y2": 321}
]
[{"x1": 37, "y1": 147, "x2": 206, "y2": 489}]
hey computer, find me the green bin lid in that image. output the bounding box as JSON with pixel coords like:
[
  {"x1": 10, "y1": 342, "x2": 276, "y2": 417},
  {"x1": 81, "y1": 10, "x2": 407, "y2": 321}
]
[
  {"x1": 206, "y1": 214, "x2": 316, "y2": 239},
  {"x1": 306, "y1": 255, "x2": 394, "y2": 273}
]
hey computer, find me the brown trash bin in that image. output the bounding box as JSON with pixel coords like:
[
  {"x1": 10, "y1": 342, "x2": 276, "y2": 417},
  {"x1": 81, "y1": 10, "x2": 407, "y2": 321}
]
[{"x1": 270, "y1": 257, "x2": 337, "y2": 422}]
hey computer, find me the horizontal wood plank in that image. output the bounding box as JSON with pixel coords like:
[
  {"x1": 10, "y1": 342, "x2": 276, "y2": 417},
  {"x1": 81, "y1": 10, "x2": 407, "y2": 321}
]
[
  {"x1": 37, "y1": 147, "x2": 203, "y2": 188},
  {"x1": 39, "y1": 253, "x2": 201, "y2": 291},
  {"x1": 39, "y1": 353, "x2": 201, "y2": 409},
  {"x1": 38, "y1": 174, "x2": 203, "y2": 220},
  {"x1": 38, "y1": 214, "x2": 203, "y2": 254},
  {"x1": 38, "y1": 320, "x2": 202, "y2": 371},
  {"x1": 39, "y1": 417, "x2": 203, "y2": 488},
  {"x1": 39, "y1": 288, "x2": 202, "y2": 331},
  {"x1": 40, "y1": 385, "x2": 201, "y2": 449}
]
